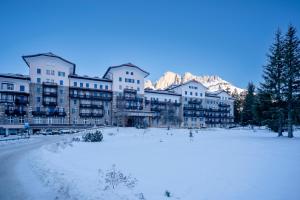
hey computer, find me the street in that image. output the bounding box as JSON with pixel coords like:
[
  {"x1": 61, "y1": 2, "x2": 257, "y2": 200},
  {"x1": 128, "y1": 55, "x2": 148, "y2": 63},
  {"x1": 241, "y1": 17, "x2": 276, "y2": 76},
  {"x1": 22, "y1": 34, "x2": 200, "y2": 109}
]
[{"x1": 0, "y1": 135, "x2": 65, "y2": 200}]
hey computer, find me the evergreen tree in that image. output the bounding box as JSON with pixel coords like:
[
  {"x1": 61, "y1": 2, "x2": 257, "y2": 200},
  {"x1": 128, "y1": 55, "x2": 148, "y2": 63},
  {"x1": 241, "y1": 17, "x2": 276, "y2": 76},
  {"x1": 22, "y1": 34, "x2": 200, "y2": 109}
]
[
  {"x1": 232, "y1": 89, "x2": 242, "y2": 124},
  {"x1": 241, "y1": 82, "x2": 256, "y2": 126},
  {"x1": 260, "y1": 29, "x2": 286, "y2": 136},
  {"x1": 282, "y1": 25, "x2": 300, "y2": 138}
]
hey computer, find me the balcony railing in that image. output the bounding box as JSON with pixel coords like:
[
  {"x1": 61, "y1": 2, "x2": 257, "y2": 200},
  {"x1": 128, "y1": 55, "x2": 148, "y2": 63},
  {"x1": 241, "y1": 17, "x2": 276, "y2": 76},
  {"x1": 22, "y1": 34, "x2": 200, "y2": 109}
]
[
  {"x1": 183, "y1": 105, "x2": 203, "y2": 111},
  {"x1": 5, "y1": 109, "x2": 27, "y2": 116},
  {"x1": 42, "y1": 82, "x2": 58, "y2": 87},
  {"x1": 219, "y1": 103, "x2": 230, "y2": 107},
  {"x1": 43, "y1": 91, "x2": 57, "y2": 97},
  {"x1": 184, "y1": 112, "x2": 204, "y2": 117},
  {"x1": 70, "y1": 93, "x2": 112, "y2": 101},
  {"x1": 188, "y1": 99, "x2": 202, "y2": 105},
  {"x1": 124, "y1": 89, "x2": 137, "y2": 94},
  {"x1": 43, "y1": 101, "x2": 57, "y2": 106},
  {"x1": 15, "y1": 98, "x2": 29, "y2": 105}
]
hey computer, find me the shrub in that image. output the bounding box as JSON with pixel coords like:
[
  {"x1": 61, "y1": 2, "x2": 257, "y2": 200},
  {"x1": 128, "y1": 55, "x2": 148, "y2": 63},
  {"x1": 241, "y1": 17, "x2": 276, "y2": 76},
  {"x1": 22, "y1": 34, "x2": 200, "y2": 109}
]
[
  {"x1": 82, "y1": 130, "x2": 103, "y2": 142},
  {"x1": 165, "y1": 190, "x2": 171, "y2": 197}
]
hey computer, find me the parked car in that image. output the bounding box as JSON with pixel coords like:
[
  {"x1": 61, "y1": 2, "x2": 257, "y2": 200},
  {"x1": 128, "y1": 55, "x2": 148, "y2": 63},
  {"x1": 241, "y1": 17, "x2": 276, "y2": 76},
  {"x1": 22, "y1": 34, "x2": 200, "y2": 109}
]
[
  {"x1": 52, "y1": 129, "x2": 60, "y2": 135},
  {"x1": 60, "y1": 129, "x2": 71, "y2": 134},
  {"x1": 45, "y1": 129, "x2": 52, "y2": 135}
]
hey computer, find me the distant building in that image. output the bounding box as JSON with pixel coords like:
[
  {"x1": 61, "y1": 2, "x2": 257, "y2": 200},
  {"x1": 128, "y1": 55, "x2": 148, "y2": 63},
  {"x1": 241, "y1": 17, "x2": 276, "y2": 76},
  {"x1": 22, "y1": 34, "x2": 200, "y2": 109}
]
[{"x1": 0, "y1": 53, "x2": 234, "y2": 135}]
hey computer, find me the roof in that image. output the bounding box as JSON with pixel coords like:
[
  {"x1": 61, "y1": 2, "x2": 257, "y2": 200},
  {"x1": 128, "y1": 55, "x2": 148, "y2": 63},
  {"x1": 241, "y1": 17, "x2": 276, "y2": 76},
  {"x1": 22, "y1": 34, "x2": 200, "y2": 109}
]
[
  {"x1": 69, "y1": 74, "x2": 112, "y2": 82},
  {"x1": 22, "y1": 52, "x2": 76, "y2": 74},
  {"x1": 103, "y1": 63, "x2": 150, "y2": 79},
  {"x1": 0, "y1": 73, "x2": 30, "y2": 80},
  {"x1": 205, "y1": 89, "x2": 232, "y2": 98},
  {"x1": 144, "y1": 89, "x2": 182, "y2": 96},
  {"x1": 167, "y1": 79, "x2": 208, "y2": 90}
]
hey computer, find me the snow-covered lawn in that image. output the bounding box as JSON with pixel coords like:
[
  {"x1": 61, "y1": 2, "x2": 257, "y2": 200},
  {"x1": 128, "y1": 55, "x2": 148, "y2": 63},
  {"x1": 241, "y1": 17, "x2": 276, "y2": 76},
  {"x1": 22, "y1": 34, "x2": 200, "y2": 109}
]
[{"x1": 29, "y1": 128, "x2": 300, "y2": 200}]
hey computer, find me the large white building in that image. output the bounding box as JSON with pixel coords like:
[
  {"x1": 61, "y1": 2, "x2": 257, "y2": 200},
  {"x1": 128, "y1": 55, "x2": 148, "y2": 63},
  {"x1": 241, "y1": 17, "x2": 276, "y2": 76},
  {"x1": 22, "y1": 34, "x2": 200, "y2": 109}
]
[{"x1": 0, "y1": 53, "x2": 234, "y2": 134}]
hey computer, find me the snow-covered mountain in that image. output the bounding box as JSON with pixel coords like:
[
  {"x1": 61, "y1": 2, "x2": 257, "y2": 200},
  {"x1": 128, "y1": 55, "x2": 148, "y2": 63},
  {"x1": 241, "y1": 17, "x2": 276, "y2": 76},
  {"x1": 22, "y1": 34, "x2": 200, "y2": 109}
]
[{"x1": 144, "y1": 71, "x2": 244, "y2": 94}]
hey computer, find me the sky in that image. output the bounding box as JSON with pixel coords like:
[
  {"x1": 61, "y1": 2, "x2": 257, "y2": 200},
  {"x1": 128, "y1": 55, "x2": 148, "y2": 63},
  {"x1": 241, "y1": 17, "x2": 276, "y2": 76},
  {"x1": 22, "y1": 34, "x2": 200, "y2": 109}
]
[{"x1": 0, "y1": 0, "x2": 299, "y2": 89}]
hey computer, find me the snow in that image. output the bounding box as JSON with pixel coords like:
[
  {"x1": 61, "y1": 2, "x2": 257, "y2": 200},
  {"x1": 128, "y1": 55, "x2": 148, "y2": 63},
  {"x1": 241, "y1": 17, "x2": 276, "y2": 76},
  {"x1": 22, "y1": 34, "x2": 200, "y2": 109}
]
[
  {"x1": 29, "y1": 128, "x2": 300, "y2": 200},
  {"x1": 145, "y1": 71, "x2": 245, "y2": 94}
]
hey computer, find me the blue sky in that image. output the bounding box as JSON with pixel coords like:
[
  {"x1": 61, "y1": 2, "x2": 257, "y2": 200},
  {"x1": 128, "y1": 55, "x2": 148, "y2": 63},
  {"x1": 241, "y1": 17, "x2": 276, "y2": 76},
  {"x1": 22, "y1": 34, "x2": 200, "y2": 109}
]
[{"x1": 0, "y1": 0, "x2": 299, "y2": 88}]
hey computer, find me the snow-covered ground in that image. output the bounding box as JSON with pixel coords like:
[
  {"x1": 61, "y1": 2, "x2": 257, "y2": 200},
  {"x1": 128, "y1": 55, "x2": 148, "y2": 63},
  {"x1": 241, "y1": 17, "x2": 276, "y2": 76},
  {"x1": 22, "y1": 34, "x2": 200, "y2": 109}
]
[{"x1": 28, "y1": 128, "x2": 300, "y2": 200}]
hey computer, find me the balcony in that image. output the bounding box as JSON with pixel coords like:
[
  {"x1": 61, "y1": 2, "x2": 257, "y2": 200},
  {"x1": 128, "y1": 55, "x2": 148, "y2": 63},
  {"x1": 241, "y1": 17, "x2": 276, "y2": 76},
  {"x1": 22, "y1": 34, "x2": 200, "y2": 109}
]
[
  {"x1": 124, "y1": 105, "x2": 143, "y2": 110},
  {"x1": 184, "y1": 105, "x2": 203, "y2": 111},
  {"x1": 15, "y1": 98, "x2": 29, "y2": 105},
  {"x1": 219, "y1": 103, "x2": 230, "y2": 108},
  {"x1": 79, "y1": 103, "x2": 92, "y2": 108},
  {"x1": 79, "y1": 112, "x2": 92, "y2": 117},
  {"x1": 42, "y1": 82, "x2": 58, "y2": 87},
  {"x1": 32, "y1": 111, "x2": 46, "y2": 116},
  {"x1": 184, "y1": 112, "x2": 204, "y2": 117},
  {"x1": 188, "y1": 99, "x2": 202, "y2": 105},
  {"x1": 43, "y1": 101, "x2": 57, "y2": 106},
  {"x1": 5, "y1": 109, "x2": 27, "y2": 116},
  {"x1": 92, "y1": 104, "x2": 104, "y2": 109},
  {"x1": 70, "y1": 93, "x2": 112, "y2": 101},
  {"x1": 124, "y1": 89, "x2": 137, "y2": 94},
  {"x1": 43, "y1": 90, "x2": 57, "y2": 97},
  {"x1": 92, "y1": 113, "x2": 104, "y2": 117}
]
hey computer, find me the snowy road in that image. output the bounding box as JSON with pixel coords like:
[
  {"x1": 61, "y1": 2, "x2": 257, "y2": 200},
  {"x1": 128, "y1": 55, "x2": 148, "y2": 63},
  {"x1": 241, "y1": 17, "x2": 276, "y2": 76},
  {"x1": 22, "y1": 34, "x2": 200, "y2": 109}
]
[{"x1": 0, "y1": 136, "x2": 66, "y2": 200}]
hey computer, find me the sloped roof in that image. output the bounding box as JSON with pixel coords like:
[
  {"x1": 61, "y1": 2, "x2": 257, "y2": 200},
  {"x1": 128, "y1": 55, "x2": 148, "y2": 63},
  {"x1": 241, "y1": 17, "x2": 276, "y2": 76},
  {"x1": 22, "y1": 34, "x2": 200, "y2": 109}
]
[
  {"x1": 22, "y1": 52, "x2": 76, "y2": 74},
  {"x1": 0, "y1": 73, "x2": 30, "y2": 80},
  {"x1": 167, "y1": 79, "x2": 208, "y2": 90},
  {"x1": 103, "y1": 63, "x2": 150, "y2": 79}
]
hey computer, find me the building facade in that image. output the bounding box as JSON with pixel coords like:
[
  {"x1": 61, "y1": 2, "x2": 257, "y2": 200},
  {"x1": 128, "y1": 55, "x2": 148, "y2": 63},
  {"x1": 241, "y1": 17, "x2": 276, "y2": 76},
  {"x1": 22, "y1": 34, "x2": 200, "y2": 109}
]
[{"x1": 0, "y1": 53, "x2": 234, "y2": 134}]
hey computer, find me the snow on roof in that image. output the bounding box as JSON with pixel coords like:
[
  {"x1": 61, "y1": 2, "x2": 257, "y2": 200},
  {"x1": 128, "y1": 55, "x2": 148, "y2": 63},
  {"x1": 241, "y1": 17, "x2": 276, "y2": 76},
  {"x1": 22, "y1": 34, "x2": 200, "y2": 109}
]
[{"x1": 103, "y1": 63, "x2": 150, "y2": 79}]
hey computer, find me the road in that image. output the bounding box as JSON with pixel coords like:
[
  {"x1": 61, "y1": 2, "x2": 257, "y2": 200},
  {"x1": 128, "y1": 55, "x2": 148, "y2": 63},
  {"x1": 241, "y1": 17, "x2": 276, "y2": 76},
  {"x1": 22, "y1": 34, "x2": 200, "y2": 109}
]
[{"x1": 0, "y1": 135, "x2": 67, "y2": 200}]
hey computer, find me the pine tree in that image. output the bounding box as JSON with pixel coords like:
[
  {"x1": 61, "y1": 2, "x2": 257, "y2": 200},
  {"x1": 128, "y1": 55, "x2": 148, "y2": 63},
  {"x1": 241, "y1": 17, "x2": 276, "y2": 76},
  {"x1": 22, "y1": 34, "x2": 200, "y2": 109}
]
[
  {"x1": 232, "y1": 89, "x2": 242, "y2": 124},
  {"x1": 241, "y1": 82, "x2": 256, "y2": 126},
  {"x1": 283, "y1": 25, "x2": 300, "y2": 138},
  {"x1": 260, "y1": 29, "x2": 286, "y2": 136}
]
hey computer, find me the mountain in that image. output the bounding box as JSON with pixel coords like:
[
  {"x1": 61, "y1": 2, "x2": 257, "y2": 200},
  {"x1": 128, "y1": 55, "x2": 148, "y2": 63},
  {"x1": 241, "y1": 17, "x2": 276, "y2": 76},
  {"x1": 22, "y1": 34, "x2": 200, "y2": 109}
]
[{"x1": 144, "y1": 71, "x2": 245, "y2": 94}]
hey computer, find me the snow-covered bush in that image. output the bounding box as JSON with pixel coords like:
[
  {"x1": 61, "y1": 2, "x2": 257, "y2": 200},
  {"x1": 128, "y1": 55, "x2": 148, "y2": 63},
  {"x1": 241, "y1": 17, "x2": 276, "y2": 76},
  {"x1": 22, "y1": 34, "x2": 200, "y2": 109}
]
[
  {"x1": 82, "y1": 130, "x2": 103, "y2": 142},
  {"x1": 98, "y1": 164, "x2": 138, "y2": 190}
]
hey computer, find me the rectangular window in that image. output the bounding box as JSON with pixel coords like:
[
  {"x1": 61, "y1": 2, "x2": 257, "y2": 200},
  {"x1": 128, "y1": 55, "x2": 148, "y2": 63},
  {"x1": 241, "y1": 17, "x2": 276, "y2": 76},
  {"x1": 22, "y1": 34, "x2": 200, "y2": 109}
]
[
  {"x1": 74, "y1": 82, "x2": 77, "y2": 87},
  {"x1": 100, "y1": 85, "x2": 103, "y2": 89},
  {"x1": 86, "y1": 83, "x2": 89, "y2": 88},
  {"x1": 74, "y1": 100, "x2": 77, "y2": 104},
  {"x1": 105, "y1": 85, "x2": 108, "y2": 90},
  {"x1": 119, "y1": 77, "x2": 122, "y2": 82},
  {"x1": 51, "y1": 70, "x2": 55, "y2": 75},
  {"x1": 126, "y1": 71, "x2": 129, "y2": 75},
  {"x1": 36, "y1": 87, "x2": 41, "y2": 93},
  {"x1": 94, "y1": 84, "x2": 97, "y2": 89},
  {"x1": 58, "y1": 71, "x2": 65, "y2": 77},
  {"x1": 137, "y1": 80, "x2": 140, "y2": 84},
  {"x1": 46, "y1": 70, "x2": 50, "y2": 75},
  {"x1": 190, "y1": 92, "x2": 192, "y2": 95},
  {"x1": 20, "y1": 85, "x2": 25, "y2": 92},
  {"x1": 37, "y1": 78, "x2": 41, "y2": 83},
  {"x1": 60, "y1": 80, "x2": 64, "y2": 86},
  {"x1": 185, "y1": 91, "x2": 187, "y2": 95},
  {"x1": 80, "y1": 83, "x2": 83, "y2": 88},
  {"x1": 131, "y1": 72, "x2": 133, "y2": 75},
  {"x1": 36, "y1": 97, "x2": 41, "y2": 102},
  {"x1": 37, "y1": 68, "x2": 41, "y2": 74},
  {"x1": 195, "y1": 92, "x2": 198, "y2": 96}
]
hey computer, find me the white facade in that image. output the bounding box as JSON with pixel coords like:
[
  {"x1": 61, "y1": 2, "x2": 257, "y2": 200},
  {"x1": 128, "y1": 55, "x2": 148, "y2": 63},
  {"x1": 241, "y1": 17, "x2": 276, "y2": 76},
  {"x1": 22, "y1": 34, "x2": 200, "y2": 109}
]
[{"x1": 104, "y1": 64, "x2": 148, "y2": 94}]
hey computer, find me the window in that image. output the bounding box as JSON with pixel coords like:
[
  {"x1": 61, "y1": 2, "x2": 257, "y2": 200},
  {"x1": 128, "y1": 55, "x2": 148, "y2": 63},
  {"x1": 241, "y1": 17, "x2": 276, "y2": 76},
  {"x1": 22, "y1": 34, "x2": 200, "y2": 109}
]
[
  {"x1": 119, "y1": 85, "x2": 122, "y2": 90},
  {"x1": 60, "y1": 80, "x2": 64, "y2": 86},
  {"x1": 185, "y1": 91, "x2": 187, "y2": 95},
  {"x1": 100, "y1": 85, "x2": 103, "y2": 89},
  {"x1": 80, "y1": 83, "x2": 83, "y2": 87},
  {"x1": 190, "y1": 92, "x2": 192, "y2": 95},
  {"x1": 94, "y1": 84, "x2": 97, "y2": 89},
  {"x1": 37, "y1": 78, "x2": 41, "y2": 83},
  {"x1": 86, "y1": 83, "x2": 89, "y2": 88},
  {"x1": 37, "y1": 68, "x2": 41, "y2": 74},
  {"x1": 51, "y1": 70, "x2": 55, "y2": 75},
  {"x1": 119, "y1": 77, "x2": 122, "y2": 82},
  {"x1": 74, "y1": 100, "x2": 77, "y2": 105},
  {"x1": 60, "y1": 98, "x2": 63, "y2": 103},
  {"x1": 131, "y1": 72, "x2": 133, "y2": 75},
  {"x1": 195, "y1": 92, "x2": 198, "y2": 96},
  {"x1": 74, "y1": 82, "x2": 77, "y2": 87},
  {"x1": 58, "y1": 71, "x2": 65, "y2": 77},
  {"x1": 46, "y1": 70, "x2": 50, "y2": 75},
  {"x1": 60, "y1": 89, "x2": 63, "y2": 95},
  {"x1": 105, "y1": 85, "x2": 108, "y2": 90},
  {"x1": 137, "y1": 80, "x2": 140, "y2": 84},
  {"x1": 36, "y1": 87, "x2": 41, "y2": 93},
  {"x1": 137, "y1": 87, "x2": 140, "y2": 91},
  {"x1": 126, "y1": 71, "x2": 129, "y2": 75},
  {"x1": 36, "y1": 97, "x2": 41, "y2": 102}
]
